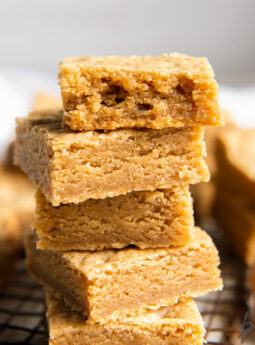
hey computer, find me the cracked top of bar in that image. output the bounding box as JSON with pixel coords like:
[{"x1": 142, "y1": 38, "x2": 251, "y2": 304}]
[
  {"x1": 14, "y1": 110, "x2": 209, "y2": 206},
  {"x1": 59, "y1": 53, "x2": 221, "y2": 131}
]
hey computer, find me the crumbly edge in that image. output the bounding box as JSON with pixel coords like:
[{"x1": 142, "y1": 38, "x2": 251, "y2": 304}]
[{"x1": 59, "y1": 54, "x2": 220, "y2": 131}]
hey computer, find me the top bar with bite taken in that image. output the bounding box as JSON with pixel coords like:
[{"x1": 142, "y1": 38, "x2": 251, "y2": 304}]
[{"x1": 59, "y1": 54, "x2": 221, "y2": 131}]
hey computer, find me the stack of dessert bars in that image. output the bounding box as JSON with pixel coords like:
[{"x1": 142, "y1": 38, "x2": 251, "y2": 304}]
[{"x1": 14, "y1": 54, "x2": 223, "y2": 345}]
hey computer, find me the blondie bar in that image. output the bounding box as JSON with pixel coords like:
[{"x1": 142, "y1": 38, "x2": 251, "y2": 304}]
[
  {"x1": 35, "y1": 185, "x2": 193, "y2": 250},
  {"x1": 32, "y1": 92, "x2": 62, "y2": 111},
  {"x1": 15, "y1": 110, "x2": 209, "y2": 206},
  {"x1": 214, "y1": 188, "x2": 255, "y2": 266},
  {"x1": 0, "y1": 166, "x2": 34, "y2": 232},
  {"x1": 0, "y1": 166, "x2": 35, "y2": 283},
  {"x1": 191, "y1": 110, "x2": 233, "y2": 223},
  {"x1": 216, "y1": 127, "x2": 255, "y2": 202},
  {"x1": 59, "y1": 54, "x2": 221, "y2": 131},
  {"x1": 25, "y1": 227, "x2": 222, "y2": 322},
  {"x1": 47, "y1": 293, "x2": 205, "y2": 345},
  {"x1": 0, "y1": 207, "x2": 20, "y2": 283}
]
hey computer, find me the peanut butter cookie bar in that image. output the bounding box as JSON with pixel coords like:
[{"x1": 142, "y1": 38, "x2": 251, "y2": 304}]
[
  {"x1": 34, "y1": 185, "x2": 193, "y2": 250},
  {"x1": 214, "y1": 188, "x2": 255, "y2": 266},
  {"x1": 14, "y1": 110, "x2": 209, "y2": 206},
  {"x1": 46, "y1": 293, "x2": 205, "y2": 345},
  {"x1": 215, "y1": 127, "x2": 255, "y2": 202},
  {"x1": 0, "y1": 166, "x2": 35, "y2": 283},
  {"x1": 25, "y1": 227, "x2": 222, "y2": 322},
  {"x1": 59, "y1": 54, "x2": 220, "y2": 131}
]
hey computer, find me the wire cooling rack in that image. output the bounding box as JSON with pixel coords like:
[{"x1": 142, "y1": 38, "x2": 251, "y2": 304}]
[
  {"x1": 0, "y1": 259, "x2": 46, "y2": 345},
  {"x1": 196, "y1": 225, "x2": 251, "y2": 345},
  {"x1": 0, "y1": 227, "x2": 253, "y2": 345}
]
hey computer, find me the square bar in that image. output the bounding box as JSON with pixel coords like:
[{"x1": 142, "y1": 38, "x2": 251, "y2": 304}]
[
  {"x1": 215, "y1": 127, "x2": 255, "y2": 202},
  {"x1": 191, "y1": 110, "x2": 234, "y2": 222},
  {"x1": 34, "y1": 185, "x2": 193, "y2": 250},
  {"x1": 25, "y1": 227, "x2": 222, "y2": 322},
  {"x1": 14, "y1": 110, "x2": 209, "y2": 206},
  {"x1": 47, "y1": 293, "x2": 205, "y2": 345},
  {"x1": 0, "y1": 166, "x2": 34, "y2": 282},
  {"x1": 0, "y1": 166, "x2": 35, "y2": 233},
  {"x1": 59, "y1": 54, "x2": 221, "y2": 131},
  {"x1": 214, "y1": 188, "x2": 255, "y2": 266}
]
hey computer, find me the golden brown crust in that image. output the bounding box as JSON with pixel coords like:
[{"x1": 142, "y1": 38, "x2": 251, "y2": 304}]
[{"x1": 59, "y1": 54, "x2": 221, "y2": 131}]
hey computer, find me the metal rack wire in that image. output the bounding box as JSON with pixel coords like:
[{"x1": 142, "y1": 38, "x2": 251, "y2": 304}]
[
  {"x1": 0, "y1": 228, "x2": 253, "y2": 345},
  {"x1": 0, "y1": 259, "x2": 46, "y2": 345},
  {"x1": 196, "y1": 229, "x2": 250, "y2": 345}
]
